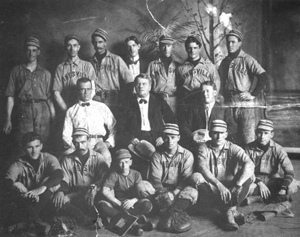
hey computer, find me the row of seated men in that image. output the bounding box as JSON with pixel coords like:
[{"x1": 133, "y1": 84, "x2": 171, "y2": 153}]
[
  {"x1": 3, "y1": 28, "x2": 268, "y2": 161},
  {"x1": 4, "y1": 118, "x2": 297, "y2": 236}
]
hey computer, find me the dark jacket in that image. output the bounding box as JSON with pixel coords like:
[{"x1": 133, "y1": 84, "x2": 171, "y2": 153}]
[
  {"x1": 120, "y1": 93, "x2": 177, "y2": 143},
  {"x1": 180, "y1": 102, "x2": 237, "y2": 146}
]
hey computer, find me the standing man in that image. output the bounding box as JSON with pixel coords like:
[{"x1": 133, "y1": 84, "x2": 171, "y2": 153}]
[
  {"x1": 124, "y1": 36, "x2": 148, "y2": 79},
  {"x1": 219, "y1": 29, "x2": 268, "y2": 147},
  {"x1": 193, "y1": 120, "x2": 254, "y2": 231},
  {"x1": 3, "y1": 37, "x2": 55, "y2": 159},
  {"x1": 53, "y1": 35, "x2": 97, "y2": 112},
  {"x1": 180, "y1": 81, "x2": 236, "y2": 150},
  {"x1": 5, "y1": 132, "x2": 63, "y2": 235},
  {"x1": 63, "y1": 77, "x2": 116, "y2": 163},
  {"x1": 147, "y1": 35, "x2": 179, "y2": 114},
  {"x1": 244, "y1": 119, "x2": 296, "y2": 204},
  {"x1": 177, "y1": 35, "x2": 220, "y2": 122},
  {"x1": 90, "y1": 28, "x2": 134, "y2": 114}
]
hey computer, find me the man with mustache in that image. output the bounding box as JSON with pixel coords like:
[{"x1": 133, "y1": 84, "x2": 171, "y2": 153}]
[
  {"x1": 219, "y1": 29, "x2": 268, "y2": 147},
  {"x1": 90, "y1": 28, "x2": 134, "y2": 115}
]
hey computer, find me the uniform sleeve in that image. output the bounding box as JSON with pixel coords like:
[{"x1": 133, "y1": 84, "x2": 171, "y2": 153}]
[
  {"x1": 46, "y1": 154, "x2": 62, "y2": 173},
  {"x1": 210, "y1": 64, "x2": 221, "y2": 95},
  {"x1": 147, "y1": 62, "x2": 157, "y2": 92},
  {"x1": 87, "y1": 62, "x2": 97, "y2": 81},
  {"x1": 195, "y1": 144, "x2": 211, "y2": 174},
  {"x1": 60, "y1": 158, "x2": 71, "y2": 186},
  {"x1": 277, "y1": 147, "x2": 294, "y2": 189},
  {"x1": 177, "y1": 151, "x2": 194, "y2": 190},
  {"x1": 93, "y1": 153, "x2": 110, "y2": 190},
  {"x1": 246, "y1": 56, "x2": 266, "y2": 76},
  {"x1": 5, "y1": 162, "x2": 21, "y2": 183},
  {"x1": 135, "y1": 171, "x2": 142, "y2": 184},
  {"x1": 62, "y1": 108, "x2": 75, "y2": 150},
  {"x1": 103, "y1": 172, "x2": 118, "y2": 190},
  {"x1": 53, "y1": 65, "x2": 64, "y2": 92},
  {"x1": 103, "y1": 105, "x2": 117, "y2": 147},
  {"x1": 5, "y1": 67, "x2": 17, "y2": 97},
  {"x1": 118, "y1": 57, "x2": 134, "y2": 84},
  {"x1": 150, "y1": 152, "x2": 164, "y2": 190},
  {"x1": 44, "y1": 70, "x2": 52, "y2": 100}
]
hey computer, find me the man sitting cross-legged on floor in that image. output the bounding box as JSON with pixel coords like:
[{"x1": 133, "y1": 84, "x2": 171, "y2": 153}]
[
  {"x1": 244, "y1": 119, "x2": 298, "y2": 205},
  {"x1": 52, "y1": 128, "x2": 110, "y2": 227},
  {"x1": 192, "y1": 120, "x2": 254, "y2": 231},
  {"x1": 97, "y1": 149, "x2": 153, "y2": 236}
]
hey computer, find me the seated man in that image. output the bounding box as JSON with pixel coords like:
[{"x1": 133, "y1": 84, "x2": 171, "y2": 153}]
[
  {"x1": 5, "y1": 132, "x2": 63, "y2": 235},
  {"x1": 193, "y1": 120, "x2": 254, "y2": 231},
  {"x1": 148, "y1": 124, "x2": 198, "y2": 232},
  {"x1": 180, "y1": 81, "x2": 236, "y2": 150},
  {"x1": 244, "y1": 119, "x2": 297, "y2": 204},
  {"x1": 119, "y1": 73, "x2": 177, "y2": 148},
  {"x1": 52, "y1": 128, "x2": 110, "y2": 226},
  {"x1": 97, "y1": 149, "x2": 153, "y2": 236},
  {"x1": 63, "y1": 77, "x2": 116, "y2": 163}
]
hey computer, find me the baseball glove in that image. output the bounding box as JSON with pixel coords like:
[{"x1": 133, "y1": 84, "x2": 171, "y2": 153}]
[
  {"x1": 154, "y1": 190, "x2": 175, "y2": 210},
  {"x1": 159, "y1": 209, "x2": 192, "y2": 233}
]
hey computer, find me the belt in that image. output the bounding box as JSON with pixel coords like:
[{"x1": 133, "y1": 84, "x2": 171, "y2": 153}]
[
  {"x1": 19, "y1": 99, "x2": 46, "y2": 104},
  {"x1": 89, "y1": 135, "x2": 104, "y2": 139},
  {"x1": 96, "y1": 90, "x2": 118, "y2": 96}
]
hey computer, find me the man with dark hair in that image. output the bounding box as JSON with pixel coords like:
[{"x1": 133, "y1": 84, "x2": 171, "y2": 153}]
[
  {"x1": 53, "y1": 35, "x2": 97, "y2": 111},
  {"x1": 180, "y1": 81, "x2": 236, "y2": 150},
  {"x1": 177, "y1": 35, "x2": 220, "y2": 122},
  {"x1": 52, "y1": 128, "x2": 110, "y2": 226},
  {"x1": 90, "y1": 28, "x2": 134, "y2": 114},
  {"x1": 193, "y1": 120, "x2": 254, "y2": 231},
  {"x1": 244, "y1": 119, "x2": 296, "y2": 204},
  {"x1": 147, "y1": 35, "x2": 179, "y2": 114},
  {"x1": 5, "y1": 132, "x2": 63, "y2": 235},
  {"x1": 124, "y1": 36, "x2": 148, "y2": 79},
  {"x1": 219, "y1": 29, "x2": 268, "y2": 147},
  {"x1": 63, "y1": 77, "x2": 116, "y2": 163},
  {"x1": 119, "y1": 73, "x2": 177, "y2": 148},
  {"x1": 3, "y1": 37, "x2": 55, "y2": 159}
]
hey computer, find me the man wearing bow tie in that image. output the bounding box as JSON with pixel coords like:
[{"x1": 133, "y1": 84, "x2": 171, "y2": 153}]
[
  {"x1": 119, "y1": 73, "x2": 177, "y2": 148},
  {"x1": 62, "y1": 77, "x2": 116, "y2": 163}
]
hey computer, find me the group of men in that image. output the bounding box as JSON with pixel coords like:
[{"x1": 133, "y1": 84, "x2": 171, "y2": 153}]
[{"x1": 3, "y1": 28, "x2": 297, "y2": 236}]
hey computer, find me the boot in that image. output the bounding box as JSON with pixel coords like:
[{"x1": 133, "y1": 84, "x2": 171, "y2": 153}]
[
  {"x1": 222, "y1": 206, "x2": 239, "y2": 231},
  {"x1": 131, "y1": 223, "x2": 144, "y2": 236},
  {"x1": 232, "y1": 208, "x2": 246, "y2": 225},
  {"x1": 243, "y1": 195, "x2": 263, "y2": 206}
]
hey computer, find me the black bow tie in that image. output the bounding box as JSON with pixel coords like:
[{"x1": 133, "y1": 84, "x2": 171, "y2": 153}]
[
  {"x1": 129, "y1": 59, "x2": 139, "y2": 65},
  {"x1": 81, "y1": 102, "x2": 90, "y2": 107},
  {"x1": 139, "y1": 99, "x2": 147, "y2": 104}
]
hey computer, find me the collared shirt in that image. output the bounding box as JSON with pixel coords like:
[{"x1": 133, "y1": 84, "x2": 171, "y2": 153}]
[
  {"x1": 5, "y1": 152, "x2": 61, "y2": 190},
  {"x1": 219, "y1": 50, "x2": 265, "y2": 93},
  {"x1": 90, "y1": 50, "x2": 134, "y2": 92},
  {"x1": 61, "y1": 149, "x2": 110, "y2": 191},
  {"x1": 245, "y1": 139, "x2": 294, "y2": 178},
  {"x1": 196, "y1": 140, "x2": 254, "y2": 185},
  {"x1": 5, "y1": 64, "x2": 51, "y2": 100},
  {"x1": 177, "y1": 57, "x2": 220, "y2": 92},
  {"x1": 150, "y1": 145, "x2": 194, "y2": 190},
  {"x1": 147, "y1": 57, "x2": 179, "y2": 95},
  {"x1": 53, "y1": 57, "x2": 97, "y2": 106},
  {"x1": 137, "y1": 95, "x2": 151, "y2": 131},
  {"x1": 128, "y1": 55, "x2": 140, "y2": 79},
  {"x1": 204, "y1": 101, "x2": 215, "y2": 118},
  {"x1": 63, "y1": 100, "x2": 116, "y2": 149}
]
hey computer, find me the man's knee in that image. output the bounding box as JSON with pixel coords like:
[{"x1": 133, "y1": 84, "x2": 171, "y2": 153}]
[
  {"x1": 189, "y1": 172, "x2": 206, "y2": 189},
  {"x1": 136, "y1": 180, "x2": 156, "y2": 198},
  {"x1": 178, "y1": 186, "x2": 198, "y2": 205}
]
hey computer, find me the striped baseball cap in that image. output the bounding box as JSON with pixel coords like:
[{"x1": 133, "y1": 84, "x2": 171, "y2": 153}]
[
  {"x1": 64, "y1": 35, "x2": 80, "y2": 44},
  {"x1": 25, "y1": 37, "x2": 40, "y2": 48},
  {"x1": 163, "y1": 123, "x2": 180, "y2": 135},
  {"x1": 210, "y1": 120, "x2": 227, "y2": 132},
  {"x1": 114, "y1": 149, "x2": 132, "y2": 161},
  {"x1": 92, "y1": 28, "x2": 108, "y2": 41},
  {"x1": 226, "y1": 29, "x2": 243, "y2": 41},
  {"x1": 257, "y1": 119, "x2": 274, "y2": 131},
  {"x1": 72, "y1": 127, "x2": 90, "y2": 137},
  {"x1": 159, "y1": 35, "x2": 174, "y2": 44}
]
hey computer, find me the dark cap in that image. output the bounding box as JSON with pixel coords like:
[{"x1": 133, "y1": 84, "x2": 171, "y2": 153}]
[
  {"x1": 64, "y1": 35, "x2": 80, "y2": 45},
  {"x1": 114, "y1": 149, "x2": 132, "y2": 161}
]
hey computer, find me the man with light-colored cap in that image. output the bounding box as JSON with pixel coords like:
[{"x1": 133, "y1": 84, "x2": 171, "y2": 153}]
[
  {"x1": 193, "y1": 119, "x2": 254, "y2": 231},
  {"x1": 90, "y1": 28, "x2": 134, "y2": 116},
  {"x1": 3, "y1": 37, "x2": 55, "y2": 159},
  {"x1": 53, "y1": 34, "x2": 97, "y2": 112},
  {"x1": 147, "y1": 35, "x2": 179, "y2": 114},
  {"x1": 244, "y1": 119, "x2": 297, "y2": 205},
  {"x1": 177, "y1": 35, "x2": 221, "y2": 124},
  {"x1": 219, "y1": 29, "x2": 269, "y2": 147},
  {"x1": 97, "y1": 149, "x2": 153, "y2": 235},
  {"x1": 52, "y1": 127, "x2": 110, "y2": 226}
]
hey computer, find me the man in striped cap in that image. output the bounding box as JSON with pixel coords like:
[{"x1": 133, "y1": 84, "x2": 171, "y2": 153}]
[
  {"x1": 193, "y1": 120, "x2": 254, "y2": 231},
  {"x1": 219, "y1": 29, "x2": 269, "y2": 147},
  {"x1": 52, "y1": 127, "x2": 110, "y2": 226},
  {"x1": 3, "y1": 37, "x2": 55, "y2": 160},
  {"x1": 244, "y1": 119, "x2": 296, "y2": 205},
  {"x1": 147, "y1": 35, "x2": 179, "y2": 114},
  {"x1": 90, "y1": 28, "x2": 134, "y2": 116}
]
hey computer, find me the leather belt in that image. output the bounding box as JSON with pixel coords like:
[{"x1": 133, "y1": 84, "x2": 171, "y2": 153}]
[{"x1": 89, "y1": 135, "x2": 104, "y2": 139}]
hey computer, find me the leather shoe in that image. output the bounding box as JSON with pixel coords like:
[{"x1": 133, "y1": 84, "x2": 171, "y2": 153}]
[{"x1": 132, "y1": 224, "x2": 144, "y2": 236}]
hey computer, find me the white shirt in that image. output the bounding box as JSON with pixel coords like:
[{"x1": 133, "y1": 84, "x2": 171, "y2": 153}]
[
  {"x1": 128, "y1": 55, "x2": 140, "y2": 79},
  {"x1": 137, "y1": 94, "x2": 151, "y2": 131},
  {"x1": 204, "y1": 101, "x2": 215, "y2": 118},
  {"x1": 63, "y1": 100, "x2": 116, "y2": 150}
]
